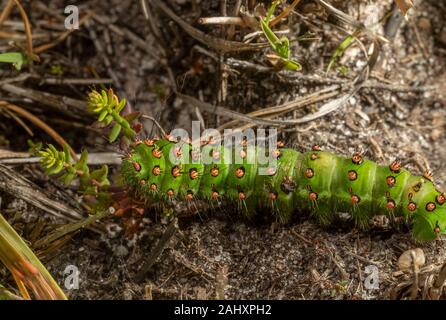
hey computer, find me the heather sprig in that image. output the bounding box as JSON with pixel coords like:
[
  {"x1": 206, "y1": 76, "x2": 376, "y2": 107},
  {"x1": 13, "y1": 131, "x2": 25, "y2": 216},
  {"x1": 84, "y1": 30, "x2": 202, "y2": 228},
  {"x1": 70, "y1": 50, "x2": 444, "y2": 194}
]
[
  {"x1": 87, "y1": 88, "x2": 136, "y2": 142},
  {"x1": 35, "y1": 143, "x2": 110, "y2": 195}
]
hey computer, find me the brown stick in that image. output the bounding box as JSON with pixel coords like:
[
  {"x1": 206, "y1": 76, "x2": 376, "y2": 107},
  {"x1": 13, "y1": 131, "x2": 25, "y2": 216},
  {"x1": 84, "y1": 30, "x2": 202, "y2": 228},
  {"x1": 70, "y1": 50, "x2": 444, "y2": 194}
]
[
  {"x1": 429, "y1": 263, "x2": 446, "y2": 300},
  {"x1": 0, "y1": 83, "x2": 87, "y2": 118},
  {"x1": 0, "y1": 0, "x2": 14, "y2": 27},
  {"x1": 150, "y1": 0, "x2": 268, "y2": 53},
  {"x1": 12, "y1": 0, "x2": 35, "y2": 59},
  {"x1": 0, "y1": 102, "x2": 77, "y2": 160},
  {"x1": 270, "y1": 0, "x2": 302, "y2": 27},
  {"x1": 0, "y1": 164, "x2": 84, "y2": 222}
]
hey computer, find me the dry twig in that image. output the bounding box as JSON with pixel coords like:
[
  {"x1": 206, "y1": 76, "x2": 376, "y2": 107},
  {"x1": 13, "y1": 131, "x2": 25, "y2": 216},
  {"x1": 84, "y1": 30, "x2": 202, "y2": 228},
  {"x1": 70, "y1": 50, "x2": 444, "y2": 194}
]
[
  {"x1": 0, "y1": 164, "x2": 84, "y2": 221},
  {"x1": 149, "y1": 0, "x2": 268, "y2": 53},
  {"x1": 0, "y1": 101, "x2": 77, "y2": 159},
  {"x1": 135, "y1": 219, "x2": 178, "y2": 281}
]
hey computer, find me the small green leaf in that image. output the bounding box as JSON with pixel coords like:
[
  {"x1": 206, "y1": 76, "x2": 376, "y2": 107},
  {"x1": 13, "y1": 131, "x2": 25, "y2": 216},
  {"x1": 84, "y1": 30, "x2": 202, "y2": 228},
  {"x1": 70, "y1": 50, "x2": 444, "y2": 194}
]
[
  {"x1": 107, "y1": 89, "x2": 117, "y2": 109},
  {"x1": 60, "y1": 172, "x2": 76, "y2": 186},
  {"x1": 27, "y1": 140, "x2": 43, "y2": 156},
  {"x1": 104, "y1": 115, "x2": 114, "y2": 126},
  {"x1": 98, "y1": 109, "x2": 108, "y2": 122},
  {"x1": 276, "y1": 37, "x2": 290, "y2": 59},
  {"x1": 326, "y1": 33, "x2": 357, "y2": 74},
  {"x1": 120, "y1": 119, "x2": 131, "y2": 130},
  {"x1": 260, "y1": 19, "x2": 279, "y2": 51},
  {"x1": 48, "y1": 144, "x2": 59, "y2": 157},
  {"x1": 90, "y1": 165, "x2": 110, "y2": 188},
  {"x1": 265, "y1": 0, "x2": 280, "y2": 23},
  {"x1": 116, "y1": 98, "x2": 127, "y2": 113},
  {"x1": 62, "y1": 144, "x2": 72, "y2": 164},
  {"x1": 284, "y1": 59, "x2": 302, "y2": 71},
  {"x1": 101, "y1": 90, "x2": 109, "y2": 105},
  {"x1": 50, "y1": 64, "x2": 64, "y2": 76},
  {"x1": 74, "y1": 149, "x2": 89, "y2": 172},
  {"x1": 109, "y1": 123, "x2": 122, "y2": 142},
  {"x1": 82, "y1": 186, "x2": 98, "y2": 196},
  {"x1": 259, "y1": 1, "x2": 300, "y2": 72},
  {"x1": 47, "y1": 160, "x2": 64, "y2": 175},
  {"x1": 338, "y1": 65, "x2": 349, "y2": 76},
  {"x1": 59, "y1": 150, "x2": 66, "y2": 164},
  {"x1": 0, "y1": 52, "x2": 26, "y2": 70}
]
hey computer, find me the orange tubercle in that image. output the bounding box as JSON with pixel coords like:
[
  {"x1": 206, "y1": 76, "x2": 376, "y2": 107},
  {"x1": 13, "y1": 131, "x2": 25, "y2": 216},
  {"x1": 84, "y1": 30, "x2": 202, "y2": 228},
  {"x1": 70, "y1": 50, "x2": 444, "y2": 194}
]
[
  {"x1": 235, "y1": 167, "x2": 245, "y2": 178},
  {"x1": 407, "y1": 202, "x2": 417, "y2": 211},
  {"x1": 152, "y1": 166, "x2": 161, "y2": 176},
  {"x1": 152, "y1": 149, "x2": 162, "y2": 158},
  {"x1": 132, "y1": 161, "x2": 141, "y2": 172},
  {"x1": 308, "y1": 192, "x2": 318, "y2": 201},
  {"x1": 351, "y1": 195, "x2": 360, "y2": 204}
]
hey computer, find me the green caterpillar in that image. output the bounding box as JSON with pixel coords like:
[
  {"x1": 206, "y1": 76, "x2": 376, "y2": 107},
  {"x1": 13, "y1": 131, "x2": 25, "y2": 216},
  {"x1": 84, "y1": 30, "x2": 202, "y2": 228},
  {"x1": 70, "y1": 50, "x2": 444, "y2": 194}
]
[{"x1": 120, "y1": 135, "x2": 446, "y2": 242}]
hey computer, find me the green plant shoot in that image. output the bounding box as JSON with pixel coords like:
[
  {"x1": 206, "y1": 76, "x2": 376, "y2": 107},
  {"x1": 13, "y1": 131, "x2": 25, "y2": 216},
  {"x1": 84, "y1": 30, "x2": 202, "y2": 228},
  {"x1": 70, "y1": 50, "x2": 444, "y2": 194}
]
[
  {"x1": 260, "y1": 1, "x2": 301, "y2": 71},
  {"x1": 34, "y1": 142, "x2": 110, "y2": 196},
  {"x1": 87, "y1": 89, "x2": 136, "y2": 143},
  {"x1": 0, "y1": 52, "x2": 27, "y2": 70}
]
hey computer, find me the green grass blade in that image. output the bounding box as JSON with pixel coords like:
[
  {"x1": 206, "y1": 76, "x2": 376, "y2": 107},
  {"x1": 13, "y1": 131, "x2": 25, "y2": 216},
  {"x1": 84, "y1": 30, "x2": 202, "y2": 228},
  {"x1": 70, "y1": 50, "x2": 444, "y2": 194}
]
[
  {"x1": 0, "y1": 212, "x2": 67, "y2": 300},
  {"x1": 326, "y1": 30, "x2": 360, "y2": 74}
]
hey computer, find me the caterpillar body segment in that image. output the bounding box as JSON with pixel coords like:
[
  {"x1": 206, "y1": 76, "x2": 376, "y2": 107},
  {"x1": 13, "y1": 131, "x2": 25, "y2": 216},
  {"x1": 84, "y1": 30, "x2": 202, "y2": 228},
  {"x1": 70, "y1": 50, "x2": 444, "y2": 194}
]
[{"x1": 121, "y1": 138, "x2": 446, "y2": 242}]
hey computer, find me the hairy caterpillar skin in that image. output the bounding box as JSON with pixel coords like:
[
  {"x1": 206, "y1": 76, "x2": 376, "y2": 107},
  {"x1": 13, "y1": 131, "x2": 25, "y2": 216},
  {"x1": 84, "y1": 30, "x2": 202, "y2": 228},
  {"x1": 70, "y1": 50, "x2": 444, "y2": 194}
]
[{"x1": 121, "y1": 137, "x2": 446, "y2": 242}]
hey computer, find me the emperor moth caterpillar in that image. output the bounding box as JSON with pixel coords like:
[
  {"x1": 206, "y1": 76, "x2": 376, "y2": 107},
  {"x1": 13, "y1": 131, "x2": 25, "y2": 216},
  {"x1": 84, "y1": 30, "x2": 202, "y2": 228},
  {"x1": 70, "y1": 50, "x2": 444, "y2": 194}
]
[{"x1": 120, "y1": 136, "x2": 446, "y2": 242}]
